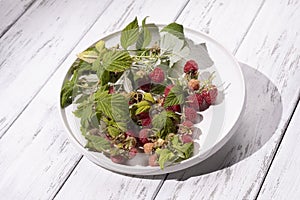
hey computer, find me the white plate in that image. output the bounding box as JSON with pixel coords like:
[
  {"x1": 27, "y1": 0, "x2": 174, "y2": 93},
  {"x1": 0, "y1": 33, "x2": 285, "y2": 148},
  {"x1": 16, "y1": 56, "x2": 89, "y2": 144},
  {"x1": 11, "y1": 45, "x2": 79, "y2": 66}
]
[{"x1": 59, "y1": 26, "x2": 245, "y2": 175}]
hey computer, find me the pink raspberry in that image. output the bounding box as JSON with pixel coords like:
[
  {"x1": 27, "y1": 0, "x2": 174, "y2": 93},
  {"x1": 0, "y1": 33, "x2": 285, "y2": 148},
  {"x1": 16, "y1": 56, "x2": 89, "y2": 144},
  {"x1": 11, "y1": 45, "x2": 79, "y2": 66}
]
[
  {"x1": 139, "y1": 129, "x2": 150, "y2": 145},
  {"x1": 125, "y1": 130, "x2": 136, "y2": 137},
  {"x1": 182, "y1": 120, "x2": 194, "y2": 128},
  {"x1": 149, "y1": 154, "x2": 159, "y2": 166},
  {"x1": 184, "y1": 60, "x2": 199, "y2": 74},
  {"x1": 129, "y1": 147, "x2": 138, "y2": 159},
  {"x1": 181, "y1": 134, "x2": 193, "y2": 143},
  {"x1": 149, "y1": 67, "x2": 165, "y2": 83},
  {"x1": 110, "y1": 155, "x2": 125, "y2": 164},
  {"x1": 184, "y1": 107, "x2": 198, "y2": 123},
  {"x1": 187, "y1": 94, "x2": 202, "y2": 110}
]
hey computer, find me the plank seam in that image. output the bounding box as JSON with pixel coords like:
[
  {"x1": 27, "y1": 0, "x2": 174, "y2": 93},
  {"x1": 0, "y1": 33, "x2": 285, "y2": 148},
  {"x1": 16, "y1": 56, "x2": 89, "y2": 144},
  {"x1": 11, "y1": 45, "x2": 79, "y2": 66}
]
[
  {"x1": 232, "y1": 0, "x2": 267, "y2": 55},
  {"x1": 0, "y1": 0, "x2": 37, "y2": 39},
  {"x1": 254, "y1": 89, "x2": 300, "y2": 200},
  {"x1": 0, "y1": 0, "x2": 114, "y2": 140},
  {"x1": 51, "y1": 155, "x2": 83, "y2": 200}
]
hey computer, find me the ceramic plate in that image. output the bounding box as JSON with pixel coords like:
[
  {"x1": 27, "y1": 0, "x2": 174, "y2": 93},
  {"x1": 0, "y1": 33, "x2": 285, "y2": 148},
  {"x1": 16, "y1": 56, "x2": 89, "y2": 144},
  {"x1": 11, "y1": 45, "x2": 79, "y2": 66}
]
[{"x1": 59, "y1": 25, "x2": 245, "y2": 175}]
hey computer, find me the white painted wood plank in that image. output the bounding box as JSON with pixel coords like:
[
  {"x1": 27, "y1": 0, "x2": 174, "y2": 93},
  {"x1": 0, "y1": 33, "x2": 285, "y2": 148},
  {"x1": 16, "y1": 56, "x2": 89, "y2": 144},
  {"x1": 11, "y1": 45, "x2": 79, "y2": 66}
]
[
  {"x1": 177, "y1": 0, "x2": 265, "y2": 53},
  {"x1": 0, "y1": 0, "x2": 36, "y2": 37},
  {"x1": 257, "y1": 101, "x2": 300, "y2": 199},
  {"x1": 55, "y1": 157, "x2": 164, "y2": 200},
  {"x1": 0, "y1": 0, "x2": 112, "y2": 138},
  {"x1": 156, "y1": 0, "x2": 300, "y2": 199},
  {"x1": 0, "y1": 0, "x2": 189, "y2": 199}
]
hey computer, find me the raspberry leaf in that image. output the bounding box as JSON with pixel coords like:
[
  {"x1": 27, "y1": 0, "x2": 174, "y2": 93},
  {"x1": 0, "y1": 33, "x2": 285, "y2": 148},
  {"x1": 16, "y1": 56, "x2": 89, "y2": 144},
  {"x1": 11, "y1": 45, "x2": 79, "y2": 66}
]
[
  {"x1": 171, "y1": 135, "x2": 193, "y2": 159},
  {"x1": 95, "y1": 91, "x2": 130, "y2": 123},
  {"x1": 161, "y1": 22, "x2": 184, "y2": 40},
  {"x1": 60, "y1": 70, "x2": 78, "y2": 108},
  {"x1": 160, "y1": 33, "x2": 190, "y2": 66},
  {"x1": 152, "y1": 111, "x2": 177, "y2": 138},
  {"x1": 135, "y1": 100, "x2": 151, "y2": 115},
  {"x1": 102, "y1": 50, "x2": 132, "y2": 72},
  {"x1": 77, "y1": 50, "x2": 98, "y2": 63},
  {"x1": 156, "y1": 148, "x2": 176, "y2": 169},
  {"x1": 164, "y1": 84, "x2": 186, "y2": 107},
  {"x1": 136, "y1": 17, "x2": 152, "y2": 50},
  {"x1": 85, "y1": 135, "x2": 111, "y2": 152},
  {"x1": 121, "y1": 17, "x2": 139, "y2": 49}
]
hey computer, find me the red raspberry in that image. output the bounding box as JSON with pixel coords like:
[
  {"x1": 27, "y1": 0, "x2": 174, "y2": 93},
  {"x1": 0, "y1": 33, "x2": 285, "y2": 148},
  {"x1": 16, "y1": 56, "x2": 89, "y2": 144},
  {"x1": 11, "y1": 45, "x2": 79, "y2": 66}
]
[
  {"x1": 110, "y1": 155, "x2": 125, "y2": 164},
  {"x1": 140, "y1": 83, "x2": 151, "y2": 92},
  {"x1": 149, "y1": 154, "x2": 158, "y2": 166},
  {"x1": 201, "y1": 85, "x2": 218, "y2": 106},
  {"x1": 184, "y1": 107, "x2": 198, "y2": 123},
  {"x1": 139, "y1": 129, "x2": 150, "y2": 145},
  {"x1": 187, "y1": 94, "x2": 208, "y2": 111},
  {"x1": 181, "y1": 134, "x2": 193, "y2": 143},
  {"x1": 129, "y1": 147, "x2": 138, "y2": 159},
  {"x1": 149, "y1": 67, "x2": 165, "y2": 83},
  {"x1": 108, "y1": 86, "x2": 114, "y2": 94},
  {"x1": 166, "y1": 104, "x2": 181, "y2": 113},
  {"x1": 141, "y1": 117, "x2": 152, "y2": 127},
  {"x1": 164, "y1": 84, "x2": 174, "y2": 97},
  {"x1": 184, "y1": 60, "x2": 198, "y2": 74},
  {"x1": 137, "y1": 77, "x2": 151, "y2": 92},
  {"x1": 138, "y1": 112, "x2": 150, "y2": 119},
  {"x1": 182, "y1": 120, "x2": 194, "y2": 128},
  {"x1": 187, "y1": 94, "x2": 202, "y2": 110}
]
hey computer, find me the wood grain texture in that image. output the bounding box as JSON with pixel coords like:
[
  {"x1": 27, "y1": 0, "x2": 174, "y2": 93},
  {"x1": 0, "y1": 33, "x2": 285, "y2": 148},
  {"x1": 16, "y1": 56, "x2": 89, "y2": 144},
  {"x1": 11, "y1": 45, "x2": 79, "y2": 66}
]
[
  {"x1": 0, "y1": 0, "x2": 36, "y2": 37},
  {"x1": 54, "y1": 157, "x2": 164, "y2": 200},
  {"x1": 0, "y1": 0, "x2": 189, "y2": 199},
  {"x1": 257, "y1": 101, "x2": 300, "y2": 199},
  {"x1": 0, "y1": 0, "x2": 112, "y2": 138},
  {"x1": 156, "y1": 0, "x2": 300, "y2": 199}
]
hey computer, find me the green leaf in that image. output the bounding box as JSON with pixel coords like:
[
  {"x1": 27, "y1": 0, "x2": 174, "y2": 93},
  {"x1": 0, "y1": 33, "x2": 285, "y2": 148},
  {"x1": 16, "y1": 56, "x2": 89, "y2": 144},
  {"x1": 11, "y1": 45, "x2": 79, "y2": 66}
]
[
  {"x1": 120, "y1": 17, "x2": 139, "y2": 49},
  {"x1": 161, "y1": 22, "x2": 184, "y2": 40},
  {"x1": 77, "y1": 50, "x2": 98, "y2": 63},
  {"x1": 156, "y1": 148, "x2": 176, "y2": 169},
  {"x1": 150, "y1": 84, "x2": 166, "y2": 95},
  {"x1": 102, "y1": 50, "x2": 132, "y2": 72},
  {"x1": 152, "y1": 111, "x2": 177, "y2": 138},
  {"x1": 85, "y1": 135, "x2": 111, "y2": 152},
  {"x1": 136, "y1": 17, "x2": 152, "y2": 49},
  {"x1": 95, "y1": 40, "x2": 105, "y2": 52},
  {"x1": 164, "y1": 84, "x2": 186, "y2": 107},
  {"x1": 73, "y1": 96, "x2": 94, "y2": 122},
  {"x1": 160, "y1": 33, "x2": 190, "y2": 66},
  {"x1": 107, "y1": 126, "x2": 122, "y2": 138},
  {"x1": 143, "y1": 93, "x2": 155, "y2": 103},
  {"x1": 171, "y1": 135, "x2": 194, "y2": 159},
  {"x1": 60, "y1": 70, "x2": 78, "y2": 108},
  {"x1": 135, "y1": 100, "x2": 151, "y2": 115},
  {"x1": 95, "y1": 92, "x2": 130, "y2": 123}
]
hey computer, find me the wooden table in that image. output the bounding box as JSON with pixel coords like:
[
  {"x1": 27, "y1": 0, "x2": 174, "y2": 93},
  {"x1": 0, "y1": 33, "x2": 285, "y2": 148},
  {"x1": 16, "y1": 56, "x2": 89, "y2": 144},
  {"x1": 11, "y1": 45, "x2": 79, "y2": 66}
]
[{"x1": 1, "y1": 0, "x2": 300, "y2": 199}]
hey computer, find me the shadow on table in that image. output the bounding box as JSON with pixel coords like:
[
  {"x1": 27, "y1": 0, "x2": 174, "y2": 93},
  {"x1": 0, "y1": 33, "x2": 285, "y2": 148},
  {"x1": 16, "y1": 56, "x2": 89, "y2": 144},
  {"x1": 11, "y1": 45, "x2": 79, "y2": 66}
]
[{"x1": 163, "y1": 62, "x2": 283, "y2": 181}]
